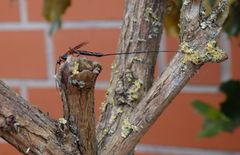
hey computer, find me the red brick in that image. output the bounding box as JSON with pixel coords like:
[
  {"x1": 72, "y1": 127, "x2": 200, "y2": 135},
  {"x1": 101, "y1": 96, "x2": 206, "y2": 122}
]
[
  {"x1": 54, "y1": 29, "x2": 120, "y2": 81},
  {"x1": 165, "y1": 36, "x2": 221, "y2": 85},
  {"x1": 230, "y1": 37, "x2": 240, "y2": 80},
  {"x1": 0, "y1": 31, "x2": 47, "y2": 79},
  {"x1": 165, "y1": 36, "x2": 179, "y2": 52},
  {"x1": 189, "y1": 63, "x2": 221, "y2": 85},
  {"x1": 0, "y1": 1, "x2": 19, "y2": 22},
  {"x1": 140, "y1": 93, "x2": 240, "y2": 151},
  {"x1": 28, "y1": 88, "x2": 63, "y2": 119},
  {"x1": 26, "y1": 0, "x2": 45, "y2": 21},
  {"x1": 27, "y1": 0, "x2": 124, "y2": 21},
  {"x1": 0, "y1": 143, "x2": 21, "y2": 155}
]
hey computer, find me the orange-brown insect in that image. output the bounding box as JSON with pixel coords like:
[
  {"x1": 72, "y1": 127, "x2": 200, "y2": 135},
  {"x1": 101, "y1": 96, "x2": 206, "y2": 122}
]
[{"x1": 55, "y1": 42, "x2": 88, "y2": 74}]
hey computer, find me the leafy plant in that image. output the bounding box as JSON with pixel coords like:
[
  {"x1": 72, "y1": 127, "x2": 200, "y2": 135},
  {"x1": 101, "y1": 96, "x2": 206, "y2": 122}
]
[
  {"x1": 193, "y1": 80, "x2": 240, "y2": 137},
  {"x1": 43, "y1": 0, "x2": 71, "y2": 35}
]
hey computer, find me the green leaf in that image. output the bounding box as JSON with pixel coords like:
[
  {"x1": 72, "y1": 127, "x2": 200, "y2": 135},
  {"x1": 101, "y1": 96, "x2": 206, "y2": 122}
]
[
  {"x1": 192, "y1": 100, "x2": 234, "y2": 137},
  {"x1": 49, "y1": 18, "x2": 61, "y2": 35},
  {"x1": 198, "y1": 119, "x2": 223, "y2": 137},
  {"x1": 43, "y1": 0, "x2": 71, "y2": 34},
  {"x1": 192, "y1": 100, "x2": 229, "y2": 121}
]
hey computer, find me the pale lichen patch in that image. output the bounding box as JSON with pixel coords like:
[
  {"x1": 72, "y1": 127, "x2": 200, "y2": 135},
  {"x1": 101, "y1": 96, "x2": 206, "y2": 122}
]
[
  {"x1": 132, "y1": 57, "x2": 143, "y2": 62},
  {"x1": 144, "y1": 7, "x2": 162, "y2": 38},
  {"x1": 137, "y1": 38, "x2": 147, "y2": 42},
  {"x1": 100, "y1": 101, "x2": 107, "y2": 113},
  {"x1": 180, "y1": 41, "x2": 227, "y2": 65},
  {"x1": 206, "y1": 40, "x2": 228, "y2": 63},
  {"x1": 144, "y1": 7, "x2": 158, "y2": 21},
  {"x1": 109, "y1": 114, "x2": 117, "y2": 124},
  {"x1": 182, "y1": 52, "x2": 206, "y2": 65},
  {"x1": 109, "y1": 107, "x2": 124, "y2": 124},
  {"x1": 72, "y1": 61, "x2": 80, "y2": 75},
  {"x1": 103, "y1": 128, "x2": 109, "y2": 134},
  {"x1": 121, "y1": 119, "x2": 138, "y2": 138},
  {"x1": 180, "y1": 42, "x2": 194, "y2": 54},
  {"x1": 58, "y1": 118, "x2": 67, "y2": 124},
  {"x1": 111, "y1": 62, "x2": 117, "y2": 70},
  {"x1": 127, "y1": 79, "x2": 143, "y2": 102},
  {"x1": 125, "y1": 69, "x2": 134, "y2": 82},
  {"x1": 101, "y1": 128, "x2": 110, "y2": 138},
  {"x1": 117, "y1": 107, "x2": 124, "y2": 114},
  {"x1": 200, "y1": 21, "x2": 208, "y2": 29}
]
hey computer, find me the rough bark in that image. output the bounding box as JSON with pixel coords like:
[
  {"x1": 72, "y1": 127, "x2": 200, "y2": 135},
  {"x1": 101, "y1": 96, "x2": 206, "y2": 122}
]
[
  {"x1": 56, "y1": 56, "x2": 102, "y2": 155},
  {"x1": 97, "y1": 0, "x2": 229, "y2": 154},
  {"x1": 0, "y1": 0, "x2": 230, "y2": 155},
  {"x1": 0, "y1": 81, "x2": 81, "y2": 155},
  {"x1": 97, "y1": 0, "x2": 166, "y2": 153}
]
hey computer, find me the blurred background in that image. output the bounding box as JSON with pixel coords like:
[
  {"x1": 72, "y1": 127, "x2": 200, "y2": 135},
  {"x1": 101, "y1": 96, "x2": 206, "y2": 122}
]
[{"x1": 0, "y1": 0, "x2": 240, "y2": 155}]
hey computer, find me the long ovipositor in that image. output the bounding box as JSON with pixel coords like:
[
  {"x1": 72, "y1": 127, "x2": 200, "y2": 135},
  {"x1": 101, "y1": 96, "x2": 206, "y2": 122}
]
[{"x1": 55, "y1": 42, "x2": 179, "y2": 73}]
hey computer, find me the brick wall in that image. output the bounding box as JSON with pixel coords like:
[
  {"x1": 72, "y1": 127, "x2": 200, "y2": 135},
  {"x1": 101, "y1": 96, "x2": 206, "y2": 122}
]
[{"x1": 0, "y1": 1, "x2": 239, "y2": 155}]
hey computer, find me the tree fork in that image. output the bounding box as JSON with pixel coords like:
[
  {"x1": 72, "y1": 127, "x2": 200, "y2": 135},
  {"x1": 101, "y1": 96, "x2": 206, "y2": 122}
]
[{"x1": 0, "y1": 81, "x2": 81, "y2": 155}]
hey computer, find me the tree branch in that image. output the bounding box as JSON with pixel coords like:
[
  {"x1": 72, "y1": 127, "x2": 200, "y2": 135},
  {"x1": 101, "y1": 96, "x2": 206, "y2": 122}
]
[
  {"x1": 0, "y1": 81, "x2": 81, "y2": 155},
  {"x1": 97, "y1": 0, "x2": 229, "y2": 154},
  {"x1": 97, "y1": 0, "x2": 166, "y2": 153}
]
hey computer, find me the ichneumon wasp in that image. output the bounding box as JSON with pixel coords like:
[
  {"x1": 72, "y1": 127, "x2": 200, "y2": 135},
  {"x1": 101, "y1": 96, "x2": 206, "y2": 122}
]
[
  {"x1": 56, "y1": 42, "x2": 87, "y2": 73},
  {"x1": 55, "y1": 42, "x2": 178, "y2": 74}
]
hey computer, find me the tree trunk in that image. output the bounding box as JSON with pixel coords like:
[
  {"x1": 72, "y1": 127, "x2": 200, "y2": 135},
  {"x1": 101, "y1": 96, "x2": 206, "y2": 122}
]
[
  {"x1": 0, "y1": 0, "x2": 230, "y2": 155},
  {"x1": 97, "y1": 0, "x2": 166, "y2": 153}
]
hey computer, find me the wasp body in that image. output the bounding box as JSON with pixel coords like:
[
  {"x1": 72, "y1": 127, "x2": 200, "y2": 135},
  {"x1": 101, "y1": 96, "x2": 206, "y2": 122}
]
[{"x1": 55, "y1": 42, "x2": 89, "y2": 74}]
